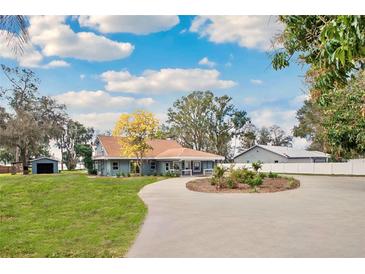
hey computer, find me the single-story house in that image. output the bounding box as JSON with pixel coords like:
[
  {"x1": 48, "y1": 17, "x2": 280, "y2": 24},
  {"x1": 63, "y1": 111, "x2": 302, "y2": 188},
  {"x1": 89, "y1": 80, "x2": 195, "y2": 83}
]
[
  {"x1": 30, "y1": 157, "x2": 59, "y2": 174},
  {"x1": 92, "y1": 136, "x2": 224, "y2": 176},
  {"x1": 234, "y1": 144, "x2": 330, "y2": 164}
]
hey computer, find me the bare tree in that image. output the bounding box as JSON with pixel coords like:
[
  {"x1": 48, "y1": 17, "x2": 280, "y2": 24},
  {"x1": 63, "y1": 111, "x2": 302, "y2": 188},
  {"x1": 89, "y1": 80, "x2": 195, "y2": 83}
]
[
  {"x1": 257, "y1": 127, "x2": 271, "y2": 145},
  {"x1": 269, "y1": 125, "x2": 293, "y2": 147},
  {"x1": 239, "y1": 123, "x2": 257, "y2": 151}
]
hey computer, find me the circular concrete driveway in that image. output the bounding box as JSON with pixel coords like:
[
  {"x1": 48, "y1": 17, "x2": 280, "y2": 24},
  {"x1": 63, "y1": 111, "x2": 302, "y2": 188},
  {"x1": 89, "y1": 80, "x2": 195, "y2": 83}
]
[{"x1": 127, "y1": 175, "x2": 365, "y2": 257}]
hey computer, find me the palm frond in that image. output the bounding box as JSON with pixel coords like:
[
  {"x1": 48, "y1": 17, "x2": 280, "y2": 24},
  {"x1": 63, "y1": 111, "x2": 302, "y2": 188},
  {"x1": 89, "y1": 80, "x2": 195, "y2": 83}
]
[{"x1": 0, "y1": 15, "x2": 29, "y2": 55}]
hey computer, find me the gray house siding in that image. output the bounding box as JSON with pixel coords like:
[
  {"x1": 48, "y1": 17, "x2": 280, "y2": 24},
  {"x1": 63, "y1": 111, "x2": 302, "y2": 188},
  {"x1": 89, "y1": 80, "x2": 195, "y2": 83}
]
[
  {"x1": 234, "y1": 147, "x2": 288, "y2": 164},
  {"x1": 95, "y1": 159, "x2": 216, "y2": 176},
  {"x1": 286, "y1": 157, "x2": 327, "y2": 163},
  {"x1": 234, "y1": 146, "x2": 328, "y2": 164},
  {"x1": 95, "y1": 159, "x2": 130, "y2": 176},
  {"x1": 142, "y1": 160, "x2": 157, "y2": 175},
  {"x1": 31, "y1": 158, "x2": 59, "y2": 174}
]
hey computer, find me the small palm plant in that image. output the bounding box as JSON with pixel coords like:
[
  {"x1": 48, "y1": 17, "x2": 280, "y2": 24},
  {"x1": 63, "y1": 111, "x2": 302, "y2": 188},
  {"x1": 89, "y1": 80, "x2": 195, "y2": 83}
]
[
  {"x1": 252, "y1": 161, "x2": 263, "y2": 173},
  {"x1": 212, "y1": 165, "x2": 226, "y2": 190}
]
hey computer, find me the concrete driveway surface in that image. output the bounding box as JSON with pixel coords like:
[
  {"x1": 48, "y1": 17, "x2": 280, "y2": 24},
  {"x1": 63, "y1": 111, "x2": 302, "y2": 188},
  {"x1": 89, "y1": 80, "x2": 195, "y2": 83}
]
[{"x1": 127, "y1": 175, "x2": 365, "y2": 257}]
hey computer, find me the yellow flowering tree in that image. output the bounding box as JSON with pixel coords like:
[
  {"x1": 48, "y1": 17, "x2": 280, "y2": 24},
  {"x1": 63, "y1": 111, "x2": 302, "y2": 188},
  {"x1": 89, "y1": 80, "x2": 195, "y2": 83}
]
[{"x1": 113, "y1": 110, "x2": 159, "y2": 175}]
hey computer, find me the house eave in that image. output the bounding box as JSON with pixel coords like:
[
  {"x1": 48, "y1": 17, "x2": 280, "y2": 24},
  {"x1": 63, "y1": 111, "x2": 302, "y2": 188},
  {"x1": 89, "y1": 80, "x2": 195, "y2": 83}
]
[{"x1": 92, "y1": 156, "x2": 224, "y2": 161}]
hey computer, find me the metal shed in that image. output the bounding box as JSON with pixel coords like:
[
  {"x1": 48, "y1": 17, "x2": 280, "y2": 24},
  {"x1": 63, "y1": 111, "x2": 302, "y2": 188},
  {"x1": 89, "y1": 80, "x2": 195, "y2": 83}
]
[{"x1": 30, "y1": 157, "x2": 59, "y2": 174}]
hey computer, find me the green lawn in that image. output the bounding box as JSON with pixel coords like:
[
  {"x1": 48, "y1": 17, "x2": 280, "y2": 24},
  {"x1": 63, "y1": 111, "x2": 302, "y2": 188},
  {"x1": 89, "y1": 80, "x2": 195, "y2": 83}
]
[{"x1": 0, "y1": 171, "x2": 165, "y2": 257}]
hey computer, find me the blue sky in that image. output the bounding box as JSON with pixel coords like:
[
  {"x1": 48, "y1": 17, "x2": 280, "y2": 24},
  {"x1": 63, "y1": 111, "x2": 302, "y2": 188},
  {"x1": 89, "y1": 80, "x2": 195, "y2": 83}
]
[{"x1": 0, "y1": 15, "x2": 309, "y2": 148}]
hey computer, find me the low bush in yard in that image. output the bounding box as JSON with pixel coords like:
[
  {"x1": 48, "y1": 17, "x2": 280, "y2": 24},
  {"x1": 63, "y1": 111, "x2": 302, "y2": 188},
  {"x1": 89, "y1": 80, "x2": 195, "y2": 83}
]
[{"x1": 188, "y1": 165, "x2": 299, "y2": 193}]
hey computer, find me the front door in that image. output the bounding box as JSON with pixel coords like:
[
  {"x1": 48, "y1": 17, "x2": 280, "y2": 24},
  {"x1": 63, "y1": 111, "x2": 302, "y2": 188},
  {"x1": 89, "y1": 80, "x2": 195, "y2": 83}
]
[{"x1": 192, "y1": 161, "x2": 201, "y2": 174}]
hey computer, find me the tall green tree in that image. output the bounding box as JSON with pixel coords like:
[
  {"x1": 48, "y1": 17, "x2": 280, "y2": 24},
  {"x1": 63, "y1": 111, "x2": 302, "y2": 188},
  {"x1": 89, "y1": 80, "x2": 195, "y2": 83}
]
[
  {"x1": 0, "y1": 66, "x2": 67, "y2": 174},
  {"x1": 239, "y1": 123, "x2": 257, "y2": 151},
  {"x1": 231, "y1": 110, "x2": 251, "y2": 156},
  {"x1": 293, "y1": 100, "x2": 327, "y2": 151},
  {"x1": 167, "y1": 91, "x2": 213, "y2": 151},
  {"x1": 272, "y1": 16, "x2": 365, "y2": 96},
  {"x1": 0, "y1": 148, "x2": 14, "y2": 165},
  {"x1": 56, "y1": 119, "x2": 94, "y2": 170},
  {"x1": 167, "y1": 91, "x2": 250, "y2": 160},
  {"x1": 272, "y1": 16, "x2": 365, "y2": 157},
  {"x1": 75, "y1": 144, "x2": 94, "y2": 173},
  {"x1": 321, "y1": 71, "x2": 365, "y2": 159}
]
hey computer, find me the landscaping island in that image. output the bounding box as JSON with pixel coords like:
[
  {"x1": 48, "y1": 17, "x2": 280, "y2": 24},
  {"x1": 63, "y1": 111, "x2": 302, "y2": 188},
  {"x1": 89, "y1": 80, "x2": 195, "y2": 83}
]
[{"x1": 186, "y1": 163, "x2": 300, "y2": 193}]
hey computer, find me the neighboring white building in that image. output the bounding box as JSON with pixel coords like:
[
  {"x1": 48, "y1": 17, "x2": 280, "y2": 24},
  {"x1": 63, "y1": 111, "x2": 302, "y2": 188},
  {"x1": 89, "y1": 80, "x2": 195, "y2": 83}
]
[{"x1": 234, "y1": 145, "x2": 330, "y2": 164}]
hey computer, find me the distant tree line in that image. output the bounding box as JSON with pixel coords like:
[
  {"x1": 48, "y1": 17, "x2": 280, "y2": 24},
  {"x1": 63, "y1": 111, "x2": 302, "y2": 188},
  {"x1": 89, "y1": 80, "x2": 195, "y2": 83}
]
[{"x1": 160, "y1": 91, "x2": 293, "y2": 161}]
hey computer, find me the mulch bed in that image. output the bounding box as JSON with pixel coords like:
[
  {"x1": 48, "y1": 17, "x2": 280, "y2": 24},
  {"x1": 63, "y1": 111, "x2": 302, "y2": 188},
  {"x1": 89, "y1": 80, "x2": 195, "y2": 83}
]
[{"x1": 186, "y1": 177, "x2": 300, "y2": 193}]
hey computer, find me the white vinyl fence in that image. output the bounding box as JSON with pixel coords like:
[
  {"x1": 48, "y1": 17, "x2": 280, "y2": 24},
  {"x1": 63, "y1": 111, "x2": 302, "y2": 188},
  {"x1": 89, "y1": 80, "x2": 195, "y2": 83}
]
[{"x1": 221, "y1": 159, "x2": 365, "y2": 176}]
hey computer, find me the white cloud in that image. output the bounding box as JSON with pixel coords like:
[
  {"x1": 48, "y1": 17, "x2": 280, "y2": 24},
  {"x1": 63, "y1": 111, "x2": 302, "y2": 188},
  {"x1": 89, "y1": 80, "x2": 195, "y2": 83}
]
[
  {"x1": 242, "y1": 97, "x2": 259, "y2": 105},
  {"x1": 43, "y1": 60, "x2": 70, "y2": 68},
  {"x1": 72, "y1": 111, "x2": 166, "y2": 132},
  {"x1": 72, "y1": 112, "x2": 121, "y2": 132},
  {"x1": 135, "y1": 97, "x2": 155, "y2": 106},
  {"x1": 250, "y1": 79, "x2": 263, "y2": 85},
  {"x1": 101, "y1": 68, "x2": 236, "y2": 94},
  {"x1": 289, "y1": 94, "x2": 309, "y2": 107},
  {"x1": 78, "y1": 16, "x2": 179, "y2": 34},
  {"x1": 29, "y1": 16, "x2": 134, "y2": 61},
  {"x1": 0, "y1": 31, "x2": 70, "y2": 69},
  {"x1": 80, "y1": 74, "x2": 86, "y2": 80},
  {"x1": 198, "y1": 57, "x2": 216, "y2": 68},
  {"x1": 54, "y1": 90, "x2": 155, "y2": 113},
  {"x1": 0, "y1": 30, "x2": 69, "y2": 68},
  {"x1": 155, "y1": 112, "x2": 168, "y2": 123},
  {"x1": 250, "y1": 108, "x2": 297, "y2": 133},
  {"x1": 190, "y1": 16, "x2": 283, "y2": 51},
  {"x1": 248, "y1": 107, "x2": 313, "y2": 151},
  {"x1": 292, "y1": 137, "x2": 311, "y2": 150}
]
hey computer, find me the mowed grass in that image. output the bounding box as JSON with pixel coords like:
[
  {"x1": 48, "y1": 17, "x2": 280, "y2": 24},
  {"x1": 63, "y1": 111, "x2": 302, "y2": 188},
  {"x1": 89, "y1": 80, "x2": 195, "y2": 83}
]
[{"x1": 0, "y1": 171, "x2": 165, "y2": 257}]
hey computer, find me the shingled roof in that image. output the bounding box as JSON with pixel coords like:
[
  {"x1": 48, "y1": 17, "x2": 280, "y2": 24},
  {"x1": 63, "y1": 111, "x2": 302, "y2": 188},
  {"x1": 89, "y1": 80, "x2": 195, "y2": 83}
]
[
  {"x1": 95, "y1": 135, "x2": 224, "y2": 160},
  {"x1": 234, "y1": 144, "x2": 330, "y2": 159}
]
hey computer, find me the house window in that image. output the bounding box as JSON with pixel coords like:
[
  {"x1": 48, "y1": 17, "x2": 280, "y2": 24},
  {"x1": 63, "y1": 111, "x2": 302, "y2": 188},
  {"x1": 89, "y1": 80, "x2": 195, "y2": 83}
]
[
  {"x1": 247, "y1": 160, "x2": 250, "y2": 163},
  {"x1": 150, "y1": 160, "x2": 156, "y2": 170},
  {"x1": 193, "y1": 161, "x2": 201, "y2": 172},
  {"x1": 165, "y1": 162, "x2": 170, "y2": 171},
  {"x1": 112, "y1": 162, "x2": 119, "y2": 170}
]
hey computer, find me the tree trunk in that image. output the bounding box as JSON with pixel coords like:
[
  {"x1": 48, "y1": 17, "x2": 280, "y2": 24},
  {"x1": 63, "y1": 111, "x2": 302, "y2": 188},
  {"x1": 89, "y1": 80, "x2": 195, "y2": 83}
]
[
  {"x1": 20, "y1": 148, "x2": 29, "y2": 175},
  {"x1": 137, "y1": 158, "x2": 143, "y2": 176},
  {"x1": 60, "y1": 147, "x2": 64, "y2": 170},
  {"x1": 15, "y1": 146, "x2": 20, "y2": 162}
]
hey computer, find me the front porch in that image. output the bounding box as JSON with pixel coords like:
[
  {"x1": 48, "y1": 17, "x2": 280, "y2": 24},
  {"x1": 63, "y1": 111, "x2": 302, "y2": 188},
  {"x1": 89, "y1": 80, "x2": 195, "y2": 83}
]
[{"x1": 160, "y1": 160, "x2": 215, "y2": 176}]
